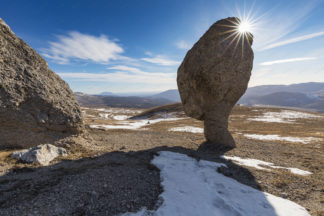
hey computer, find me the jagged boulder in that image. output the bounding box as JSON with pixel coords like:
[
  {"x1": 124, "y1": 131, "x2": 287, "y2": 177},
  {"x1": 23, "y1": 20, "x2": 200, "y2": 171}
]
[
  {"x1": 177, "y1": 17, "x2": 254, "y2": 147},
  {"x1": 0, "y1": 18, "x2": 83, "y2": 148},
  {"x1": 11, "y1": 144, "x2": 67, "y2": 165}
]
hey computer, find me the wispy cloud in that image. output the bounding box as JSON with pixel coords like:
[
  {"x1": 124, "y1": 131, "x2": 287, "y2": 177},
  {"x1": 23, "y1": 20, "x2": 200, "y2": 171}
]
[
  {"x1": 42, "y1": 31, "x2": 126, "y2": 64},
  {"x1": 260, "y1": 57, "x2": 316, "y2": 66},
  {"x1": 262, "y1": 31, "x2": 324, "y2": 50},
  {"x1": 141, "y1": 55, "x2": 180, "y2": 66},
  {"x1": 176, "y1": 40, "x2": 192, "y2": 50},
  {"x1": 58, "y1": 66, "x2": 176, "y2": 85},
  {"x1": 107, "y1": 65, "x2": 143, "y2": 74}
]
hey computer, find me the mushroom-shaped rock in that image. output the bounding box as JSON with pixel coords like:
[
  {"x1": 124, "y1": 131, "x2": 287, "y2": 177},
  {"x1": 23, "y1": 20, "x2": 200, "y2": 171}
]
[
  {"x1": 0, "y1": 18, "x2": 84, "y2": 148},
  {"x1": 177, "y1": 17, "x2": 254, "y2": 148}
]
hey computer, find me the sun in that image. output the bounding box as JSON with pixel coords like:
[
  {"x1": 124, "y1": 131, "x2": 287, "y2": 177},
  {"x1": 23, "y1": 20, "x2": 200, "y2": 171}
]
[
  {"x1": 238, "y1": 20, "x2": 252, "y2": 33},
  {"x1": 218, "y1": 15, "x2": 257, "y2": 55}
]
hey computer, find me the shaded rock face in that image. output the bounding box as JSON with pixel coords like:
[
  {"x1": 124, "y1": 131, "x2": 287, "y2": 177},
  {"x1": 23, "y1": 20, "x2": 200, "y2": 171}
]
[
  {"x1": 177, "y1": 17, "x2": 254, "y2": 147},
  {"x1": 0, "y1": 18, "x2": 83, "y2": 148}
]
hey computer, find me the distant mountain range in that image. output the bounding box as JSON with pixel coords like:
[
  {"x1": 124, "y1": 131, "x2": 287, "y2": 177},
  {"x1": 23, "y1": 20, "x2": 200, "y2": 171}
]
[
  {"x1": 99, "y1": 92, "x2": 114, "y2": 96},
  {"x1": 75, "y1": 82, "x2": 324, "y2": 111},
  {"x1": 148, "y1": 89, "x2": 181, "y2": 102},
  {"x1": 75, "y1": 92, "x2": 173, "y2": 108},
  {"x1": 238, "y1": 82, "x2": 324, "y2": 112}
]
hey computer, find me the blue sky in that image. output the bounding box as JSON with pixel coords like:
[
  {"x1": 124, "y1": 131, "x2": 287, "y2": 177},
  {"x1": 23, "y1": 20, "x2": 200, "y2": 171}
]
[{"x1": 1, "y1": 0, "x2": 324, "y2": 94}]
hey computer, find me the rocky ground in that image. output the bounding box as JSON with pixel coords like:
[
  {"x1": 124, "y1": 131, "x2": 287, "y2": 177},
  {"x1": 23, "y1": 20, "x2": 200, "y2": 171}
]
[{"x1": 0, "y1": 104, "x2": 323, "y2": 216}]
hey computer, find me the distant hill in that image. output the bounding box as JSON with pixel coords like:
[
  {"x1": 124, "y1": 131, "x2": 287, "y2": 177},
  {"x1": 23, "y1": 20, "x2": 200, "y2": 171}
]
[
  {"x1": 76, "y1": 82, "x2": 324, "y2": 111},
  {"x1": 240, "y1": 82, "x2": 324, "y2": 98},
  {"x1": 75, "y1": 92, "x2": 104, "y2": 105},
  {"x1": 240, "y1": 92, "x2": 316, "y2": 106},
  {"x1": 99, "y1": 92, "x2": 114, "y2": 96},
  {"x1": 149, "y1": 89, "x2": 181, "y2": 102},
  {"x1": 75, "y1": 92, "x2": 173, "y2": 108},
  {"x1": 302, "y1": 100, "x2": 324, "y2": 112},
  {"x1": 238, "y1": 82, "x2": 324, "y2": 112}
]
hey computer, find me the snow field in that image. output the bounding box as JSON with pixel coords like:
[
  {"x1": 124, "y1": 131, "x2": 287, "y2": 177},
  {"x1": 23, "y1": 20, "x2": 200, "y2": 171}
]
[
  {"x1": 168, "y1": 126, "x2": 203, "y2": 133},
  {"x1": 90, "y1": 117, "x2": 184, "y2": 130},
  {"x1": 244, "y1": 134, "x2": 322, "y2": 144},
  {"x1": 248, "y1": 110, "x2": 322, "y2": 123},
  {"x1": 123, "y1": 151, "x2": 310, "y2": 216}
]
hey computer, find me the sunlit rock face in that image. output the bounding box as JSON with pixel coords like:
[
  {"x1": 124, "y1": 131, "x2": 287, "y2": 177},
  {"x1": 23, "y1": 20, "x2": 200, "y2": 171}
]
[
  {"x1": 0, "y1": 18, "x2": 84, "y2": 148},
  {"x1": 177, "y1": 17, "x2": 254, "y2": 148}
]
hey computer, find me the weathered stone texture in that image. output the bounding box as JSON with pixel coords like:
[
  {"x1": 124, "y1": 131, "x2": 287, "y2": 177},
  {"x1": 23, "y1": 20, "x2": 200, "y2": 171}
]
[
  {"x1": 0, "y1": 18, "x2": 83, "y2": 148},
  {"x1": 12, "y1": 144, "x2": 67, "y2": 165},
  {"x1": 177, "y1": 17, "x2": 254, "y2": 147}
]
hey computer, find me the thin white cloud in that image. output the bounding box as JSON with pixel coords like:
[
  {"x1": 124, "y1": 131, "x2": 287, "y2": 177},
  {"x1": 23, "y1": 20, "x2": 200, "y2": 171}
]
[
  {"x1": 107, "y1": 65, "x2": 143, "y2": 74},
  {"x1": 262, "y1": 31, "x2": 324, "y2": 50},
  {"x1": 42, "y1": 31, "x2": 125, "y2": 64},
  {"x1": 141, "y1": 55, "x2": 180, "y2": 66},
  {"x1": 260, "y1": 57, "x2": 316, "y2": 66},
  {"x1": 176, "y1": 40, "x2": 192, "y2": 50},
  {"x1": 57, "y1": 70, "x2": 175, "y2": 85},
  {"x1": 144, "y1": 51, "x2": 153, "y2": 56}
]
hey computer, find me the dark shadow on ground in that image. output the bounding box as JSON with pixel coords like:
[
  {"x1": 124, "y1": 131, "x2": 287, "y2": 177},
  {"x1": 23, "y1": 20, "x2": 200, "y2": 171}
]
[
  {"x1": 0, "y1": 130, "x2": 74, "y2": 151},
  {"x1": 0, "y1": 143, "x2": 277, "y2": 216}
]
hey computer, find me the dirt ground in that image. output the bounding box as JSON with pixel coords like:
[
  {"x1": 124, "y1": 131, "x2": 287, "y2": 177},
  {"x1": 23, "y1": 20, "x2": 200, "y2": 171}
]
[{"x1": 0, "y1": 105, "x2": 323, "y2": 215}]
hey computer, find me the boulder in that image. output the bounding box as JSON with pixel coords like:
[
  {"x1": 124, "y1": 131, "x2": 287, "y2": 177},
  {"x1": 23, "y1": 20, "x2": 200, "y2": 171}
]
[
  {"x1": 177, "y1": 17, "x2": 254, "y2": 147},
  {"x1": 12, "y1": 144, "x2": 67, "y2": 165},
  {"x1": 0, "y1": 18, "x2": 83, "y2": 148}
]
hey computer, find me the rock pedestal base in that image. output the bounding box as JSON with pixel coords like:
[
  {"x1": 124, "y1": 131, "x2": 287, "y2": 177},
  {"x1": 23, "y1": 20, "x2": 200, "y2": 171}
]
[{"x1": 204, "y1": 118, "x2": 235, "y2": 148}]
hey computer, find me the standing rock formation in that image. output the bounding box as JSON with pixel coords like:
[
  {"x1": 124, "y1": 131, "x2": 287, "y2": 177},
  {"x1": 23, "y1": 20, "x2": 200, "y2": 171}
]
[
  {"x1": 177, "y1": 17, "x2": 254, "y2": 148},
  {"x1": 0, "y1": 18, "x2": 83, "y2": 148}
]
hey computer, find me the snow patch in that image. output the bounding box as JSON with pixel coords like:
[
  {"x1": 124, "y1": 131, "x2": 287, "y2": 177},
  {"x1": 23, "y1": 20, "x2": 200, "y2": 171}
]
[
  {"x1": 248, "y1": 110, "x2": 322, "y2": 123},
  {"x1": 222, "y1": 155, "x2": 312, "y2": 176},
  {"x1": 169, "y1": 126, "x2": 203, "y2": 133},
  {"x1": 113, "y1": 115, "x2": 129, "y2": 120},
  {"x1": 90, "y1": 117, "x2": 184, "y2": 130},
  {"x1": 94, "y1": 108, "x2": 141, "y2": 114},
  {"x1": 123, "y1": 151, "x2": 310, "y2": 216},
  {"x1": 222, "y1": 156, "x2": 272, "y2": 171},
  {"x1": 244, "y1": 134, "x2": 322, "y2": 144},
  {"x1": 284, "y1": 168, "x2": 313, "y2": 176}
]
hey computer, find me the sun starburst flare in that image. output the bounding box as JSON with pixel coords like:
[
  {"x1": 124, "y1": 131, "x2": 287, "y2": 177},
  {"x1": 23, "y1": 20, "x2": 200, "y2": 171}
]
[
  {"x1": 218, "y1": 17, "x2": 256, "y2": 57},
  {"x1": 238, "y1": 20, "x2": 252, "y2": 33}
]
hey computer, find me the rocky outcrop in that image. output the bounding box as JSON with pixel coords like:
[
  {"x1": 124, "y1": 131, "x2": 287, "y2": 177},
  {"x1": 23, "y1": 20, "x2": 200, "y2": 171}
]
[
  {"x1": 11, "y1": 144, "x2": 67, "y2": 165},
  {"x1": 177, "y1": 17, "x2": 254, "y2": 147},
  {"x1": 0, "y1": 18, "x2": 83, "y2": 148}
]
